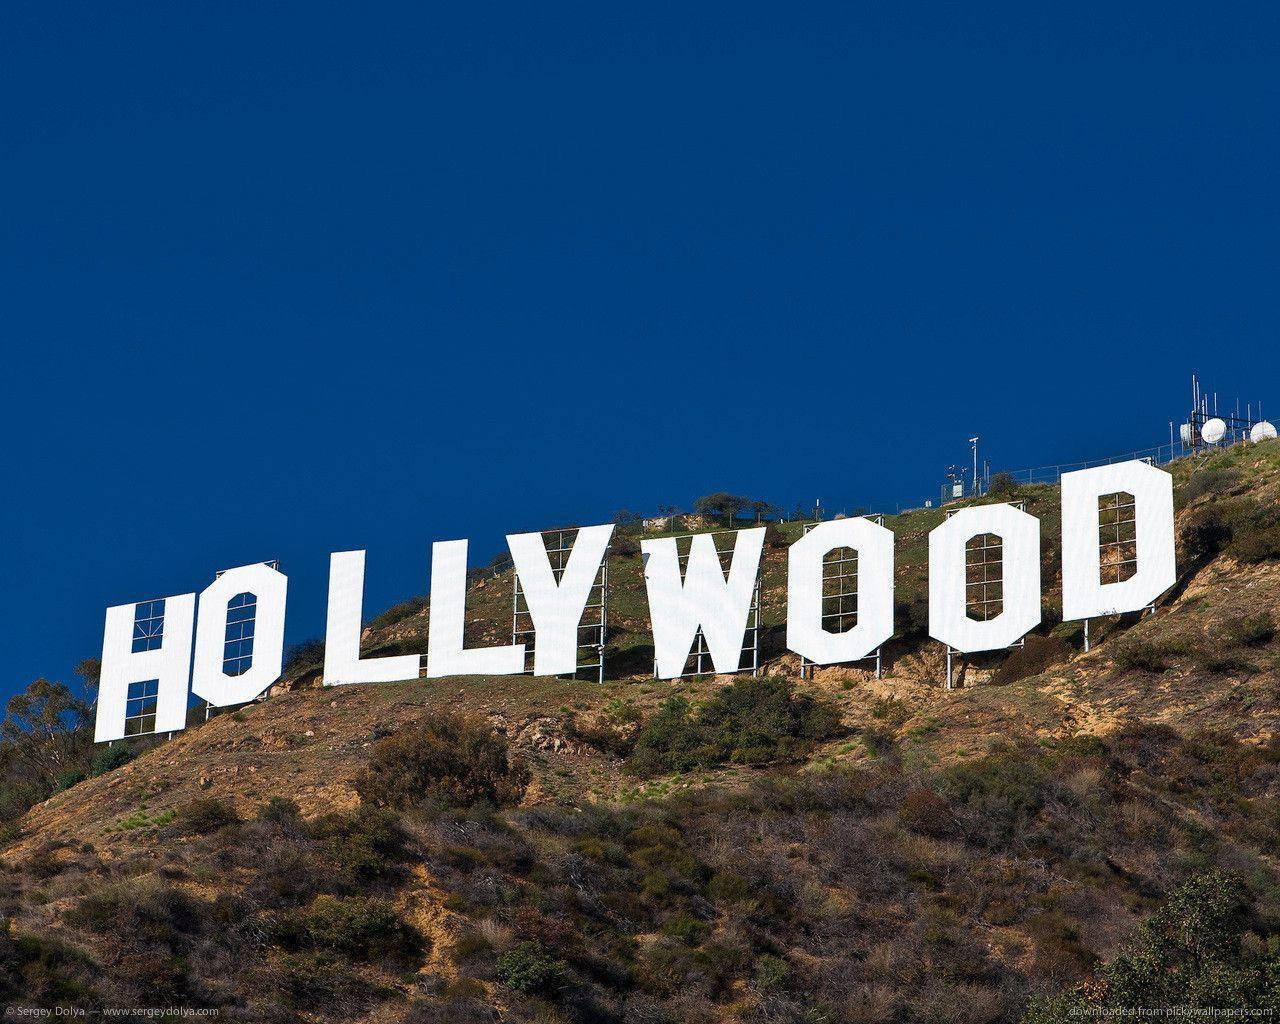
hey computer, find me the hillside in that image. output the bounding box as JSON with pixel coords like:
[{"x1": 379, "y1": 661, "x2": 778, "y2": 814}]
[{"x1": 6, "y1": 443, "x2": 1280, "y2": 1020}]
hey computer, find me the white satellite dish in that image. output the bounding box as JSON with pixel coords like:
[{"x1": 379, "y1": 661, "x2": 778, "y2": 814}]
[
  {"x1": 1251, "y1": 420, "x2": 1277, "y2": 442},
  {"x1": 1201, "y1": 418, "x2": 1227, "y2": 444}
]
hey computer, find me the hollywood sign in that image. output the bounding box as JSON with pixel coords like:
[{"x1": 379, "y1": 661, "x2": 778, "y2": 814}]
[{"x1": 94, "y1": 460, "x2": 1176, "y2": 742}]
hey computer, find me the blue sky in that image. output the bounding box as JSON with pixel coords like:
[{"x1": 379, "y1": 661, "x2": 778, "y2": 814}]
[{"x1": 3, "y1": 3, "x2": 1279, "y2": 698}]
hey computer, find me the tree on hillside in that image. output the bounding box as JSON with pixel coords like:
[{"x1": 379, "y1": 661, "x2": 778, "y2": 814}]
[
  {"x1": 1022, "y1": 871, "x2": 1280, "y2": 1020},
  {"x1": 791, "y1": 500, "x2": 818, "y2": 522},
  {"x1": 610, "y1": 509, "x2": 641, "y2": 534},
  {"x1": 748, "y1": 499, "x2": 781, "y2": 524},
  {"x1": 987, "y1": 472, "x2": 1020, "y2": 499},
  {"x1": 0, "y1": 677, "x2": 94, "y2": 820},
  {"x1": 694, "y1": 492, "x2": 749, "y2": 526},
  {"x1": 695, "y1": 493, "x2": 777, "y2": 527},
  {"x1": 73, "y1": 658, "x2": 100, "y2": 691}
]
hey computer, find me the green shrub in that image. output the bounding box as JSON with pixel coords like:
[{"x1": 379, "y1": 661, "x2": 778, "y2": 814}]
[
  {"x1": 1048, "y1": 734, "x2": 1112, "y2": 772},
  {"x1": 752, "y1": 953, "x2": 791, "y2": 991},
  {"x1": 1180, "y1": 506, "x2": 1233, "y2": 561},
  {"x1": 868, "y1": 697, "x2": 909, "y2": 726},
  {"x1": 0, "y1": 933, "x2": 98, "y2": 1005},
  {"x1": 274, "y1": 950, "x2": 376, "y2": 1010},
  {"x1": 88, "y1": 741, "x2": 141, "y2": 777},
  {"x1": 939, "y1": 745, "x2": 1053, "y2": 844},
  {"x1": 258, "y1": 796, "x2": 302, "y2": 824},
  {"x1": 1112, "y1": 637, "x2": 1186, "y2": 673},
  {"x1": 707, "y1": 871, "x2": 754, "y2": 905},
  {"x1": 1189, "y1": 496, "x2": 1280, "y2": 564},
  {"x1": 898, "y1": 787, "x2": 956, "y2": 838},
  {"x1": 1178, "y1": 467, "x2": 1242, "y2": 506},
  {"x1": 1023, "y1": 872, "x2": 1280, "y2": 1018},
  {"x1": 275, "y1": 894, "x2": 421, "y2": 960},
  {"x1": 986, "y1": 472, "x2": 1020, "y2": 499},
  {"x1": 1222, "y1": 612, "x2": 1275, "y2": 648},
  {"x1": 175, "y1": 797, "x2": 240, "y2": 834},
  {"x1": 355, "y1": 712, "x2": 529, "y2": 810},
  {"x1": 53, "y1": 768, "x2": 86, "y2": 791},
  {"x1": 66, "y1": 879, "x2": 208, "y2": 951},
  {"x1": 495, "y1": 940, "x2": 565, "y2": 995},
  {"x1": 1231, "y1": 525, "x2": 1280, "y2": 563},
  {"x1": 309, "y1": 807, "x2": 409, "y2": 880},
  {"x1": 283, "y1": 637, "x2": 325, "y2": 673},
  {"x1": 366, "y1": 596, "x2": 428, "y2": 632},
  {"x1": 626, "y1": 677, "x2": 844, "y2": 778},
  {"x1": 660, "y1": 912, "x2": 710, "y2": 945}
]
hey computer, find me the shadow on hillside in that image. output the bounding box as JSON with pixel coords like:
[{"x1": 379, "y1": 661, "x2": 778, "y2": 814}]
[{"x1": 606, "y1": 641, "x2": 656, "y2": 678}]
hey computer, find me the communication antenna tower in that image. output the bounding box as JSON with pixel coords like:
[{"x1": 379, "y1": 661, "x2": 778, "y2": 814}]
[{"x1": 1183, "y1": 374, "x2": 1270, "y2": 453}]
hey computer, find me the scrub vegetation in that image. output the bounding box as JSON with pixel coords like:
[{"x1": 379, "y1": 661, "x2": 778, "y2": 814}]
[{"x1": 4, "y1": 444, "x2": 1280, "y2": 1019}]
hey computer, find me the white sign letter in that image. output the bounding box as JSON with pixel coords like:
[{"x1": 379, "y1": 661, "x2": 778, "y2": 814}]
[
  {"x1": 787, "y1": 518, "x2": 894, "y2": 665},
  {"x1": 191, "y1": 562, "x2": 288, "y2": 707},
  {"x1": 324, "y1": 551, "x2": 420, "y2": 686},
  {"x1": 96, "y1": 594, "x2": 195, "y2": 742},
  {"x1": 1062, "y1": 460, "x2": 1175, "y2": 620},
  {"x1": 642, "y1": 527, "x2": 765, "y2": 679},
  {"x1": 426, "y1": 539, "x2": 525, "y2": 677},
  {"x1": 929, "y1": 504, "x2": 1041, "y2": 654},
  {"x1": 508, "y1": 524, "x2": 614, "y2": 676}
]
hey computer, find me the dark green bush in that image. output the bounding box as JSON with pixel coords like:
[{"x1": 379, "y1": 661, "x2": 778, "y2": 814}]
[
  {"x1": 986, "y1": 472, "x2": 1020, "y2": 499},
  {"x1": 626, "y1": 677, "x2": 844, "y2": 778},
  {"x1": 309, "y1": 807, "x2": 409, "y2": 881},
  {"x1": 1180, "y1": 506, "x2": 1233, "y2": 561},
  {"x1": 1112, "y1": 637, "x2": 1188, "y2": 673},
  {"x1": 175, "y1": 797, "x2": 240, "y2": 834},
  {"x1": 88, "y1": 741, "x2": 141, "y2": 777},
  {"x1": 752, "y1": 953, "x2": 791, "y2": 991},
  {"x1": 0, "y1": 933, "x2": 98, "y2": 1005},
  {"x1": 283, "y1": 638, "x2": 325, "y2": 673},
  {"x1": 707, "y1": 871, "x2": 754, "y2": 905},
  {"x1": 1023, "y1": 872, "x2": 1280, "y2": 1019},
  {"x1": 258, "y1": 796, "x2": 303, "y2": 824},
  {"x1": 1186, "y1": 496, "x2": 1280, "y2": 564},
  {"x1": 66, "y1": 879, "x2": 208, "y2": 951},
  {"x1": 660, "y1": 912, "x2": 710, "y2": 945},
  {"x1": 938, "y1": 745, "x2": 1053, "y2": 844},
  {"x1": 899, "y1": 787, "x2": 956, "y2": 838},
  {"x1": 273, "y1": 950, "x2": 377, "y2": 1011},
  {"x1": 274, "y1": 894, "x2": 421, "y2": 961},
  {"x1": 495, "y1": 940, "x2": 565, "y2": 995},
  {"x1": 1222, "y1": 612, "x2": 1275, "y2": 648},
  {"x1": 1178, "y1": 467, "x2": 1242, "y2": 506},
  {"x1": 1231, "y1": 524, "x2": 1280, "y2": 563},
  {"x1": 355, "y1": 712, "x2": 529, "y2": 810},
  {"x1": 1048, "y1": 734, "x2": 1112, "y2": 771},
  {"x1": 366, "y1": 596, "x2": 428, "y2": 633}
]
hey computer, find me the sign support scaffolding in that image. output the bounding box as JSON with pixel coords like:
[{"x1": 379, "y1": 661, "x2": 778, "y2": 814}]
[
  {"x1": 511, "y1": 529, "x2": 609, "y2": 683},
  {"x1": 798, "y1": 517, "x2": 884, "y2": 681}
]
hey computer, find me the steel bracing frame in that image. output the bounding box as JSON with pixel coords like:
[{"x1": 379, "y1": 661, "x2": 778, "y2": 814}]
[
  {"x1": 654, "y1": 529, "x2": 760, "y2": 679},
  {"x1": 511, "y1": 528, "x2": 609, "y2": 683},
  {"x1": 799, "y1": 517, "x2": 884, "y2": 680}
]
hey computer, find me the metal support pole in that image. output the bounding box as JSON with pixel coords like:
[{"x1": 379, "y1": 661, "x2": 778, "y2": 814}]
[
  {"x1": 945, "y1": 646, "x2": 954, "y2": 690},
  {"x1": 599, "y1": 560, "x2": 609, "y2": 684},
  {"x1": 752, "y1": 579, "x2": 761, "y2": 676},
  {"x1": 1083, "y1": 618, "x2": 1090, "y2": 652}
]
